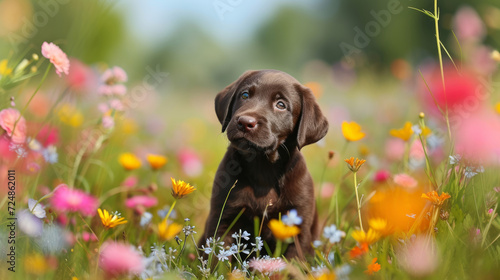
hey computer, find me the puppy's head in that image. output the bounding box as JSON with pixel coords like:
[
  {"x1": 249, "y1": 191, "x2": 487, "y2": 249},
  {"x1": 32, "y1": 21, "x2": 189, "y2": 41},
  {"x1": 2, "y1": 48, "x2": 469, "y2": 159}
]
[{"x1": 215, "y1": 70, "x2": 328, "y2": 159}]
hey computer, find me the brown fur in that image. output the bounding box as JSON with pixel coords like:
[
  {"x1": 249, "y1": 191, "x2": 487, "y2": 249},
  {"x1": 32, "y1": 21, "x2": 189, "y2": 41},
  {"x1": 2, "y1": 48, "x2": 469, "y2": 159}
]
[{"x1": 199, "y1": 70, "x2": 329, "y2": 258}]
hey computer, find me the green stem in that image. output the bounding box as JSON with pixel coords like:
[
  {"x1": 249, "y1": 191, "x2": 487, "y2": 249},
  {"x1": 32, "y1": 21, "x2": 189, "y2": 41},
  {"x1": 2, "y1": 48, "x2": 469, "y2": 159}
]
[
  {"x1": 273, "y1": 240, "x2": 282, "y2": 258},
  {"x1": 354, "y1": 172, "x2": 364, "y2": 232},
  {"x1": 162, "y1": 199, "x2": 178, "y2": 223},
  {"x1": 12, "y1": 64, "x2": 51, "y2": 137}
]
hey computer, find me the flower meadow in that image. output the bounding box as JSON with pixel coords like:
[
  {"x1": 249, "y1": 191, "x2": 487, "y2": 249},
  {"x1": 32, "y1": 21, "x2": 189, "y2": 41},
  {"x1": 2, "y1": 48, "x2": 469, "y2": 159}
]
[{"x1": 1, "y1": 2, "x2": 500, "y2": 280}]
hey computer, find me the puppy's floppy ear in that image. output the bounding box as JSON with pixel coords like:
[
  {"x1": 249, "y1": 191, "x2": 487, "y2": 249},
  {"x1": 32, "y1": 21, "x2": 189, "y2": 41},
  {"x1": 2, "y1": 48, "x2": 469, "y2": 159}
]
[
  {"x1": 295, "y1": 84, "x2": 329, "y2": 149},
  {"x1": 215, "y1": 70, "x2": 256, "y2": 132}
]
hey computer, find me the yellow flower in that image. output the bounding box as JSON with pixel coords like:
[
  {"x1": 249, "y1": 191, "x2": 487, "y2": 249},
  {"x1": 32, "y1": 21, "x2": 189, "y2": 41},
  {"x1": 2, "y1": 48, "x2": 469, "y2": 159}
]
[
  {"x1": 309, "y1": 271, "x2": 336, "y2": 280},
  {"x1": 368, "y1": 218, "x2": 389, "y2": 235},
  {"x1": 119, "y1": 153, "x2": 142, "y2": 170},
  {"x1": 422, "y1": 191, "x2": 451, "y2": 206},
  {"x1": 351, "y1": 228, "x2": 380, "y2": 245},
  {"x1": 147, "y1": 154, "x2": 168, "y2": 170},
  {"x1": 342, "y1": 121, "x2": 366, "y2": 142},
  {"x1": 57, "y1": 104, "x2": 83, "y2": 127},
  {"x1": 158, "y1": 220, "x2": 183, "y2": 240},
  {"x1": 268, "y1": 219, "x2": 301, "y2": 240},
  {"x1": 492, "y1": 50, "x2": 500, "y2": 62},
  {"x1": 344, "y1": 157, "x2": 366, "y2": 172},
  {"x1": 495, "y1": 102, "x2": 500, "y2": 115},
  {"x1": 171, "y1": 177, "x2": 196, "y2": 199},
  {"x1": 24, "y1": 254, "x2": 48, "y2": 275},
  {"x1": 0, "y1": 59, "x2": 13, "y2": 76},
  {"x1": 98, "y1": 208, "x2": 127, "y2": 229},
  {"x1": 390, "y1": 121, "x2": 413, "y2": 141}
]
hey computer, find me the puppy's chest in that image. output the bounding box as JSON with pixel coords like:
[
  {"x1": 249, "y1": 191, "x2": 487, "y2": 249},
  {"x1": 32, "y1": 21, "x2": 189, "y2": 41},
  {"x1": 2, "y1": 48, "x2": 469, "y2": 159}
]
[{"x1": 230, "y1": 185, "x2": 283, "y2": 214}]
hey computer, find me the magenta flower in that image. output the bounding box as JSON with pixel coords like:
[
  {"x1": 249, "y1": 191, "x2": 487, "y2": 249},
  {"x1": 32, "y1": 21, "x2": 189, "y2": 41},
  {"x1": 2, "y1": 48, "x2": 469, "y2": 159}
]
[
  {"x1": 374, "y1": 170, "x2": 391, "y2": 182},
  {"x1": 81, "y1": 231, "x2": 98, "y2": 242},
  {"x1": 178, "y1": 148, "x2": 203, "y2": 177},
  {"x1": 125, "y1": 195, "x2": 158, "y2": 209},
  {"x1": 50, "y1": 184, "x2": 98, "y2": 216},
  {"x1": 0, "y1": 108, "x2": 27, "y2": 144},
  {"x1": 99, "y1": 242, "x2": 145, "y2": 277},
  {"x1": 41, "y1": 42, "x2": 70, "y2": 77}
]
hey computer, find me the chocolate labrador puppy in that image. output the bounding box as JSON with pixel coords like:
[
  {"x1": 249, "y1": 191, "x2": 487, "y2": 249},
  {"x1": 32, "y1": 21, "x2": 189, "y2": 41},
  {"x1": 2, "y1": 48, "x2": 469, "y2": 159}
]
[{"x1": 200, "y1": 70, "x2": 328, "y2": 258}]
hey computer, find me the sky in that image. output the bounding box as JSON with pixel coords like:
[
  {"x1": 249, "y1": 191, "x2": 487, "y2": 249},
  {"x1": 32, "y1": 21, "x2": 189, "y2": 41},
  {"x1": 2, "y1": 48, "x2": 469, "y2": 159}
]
[{"x1": 117, "y1": 0, "x2": 325, "y2": 45}]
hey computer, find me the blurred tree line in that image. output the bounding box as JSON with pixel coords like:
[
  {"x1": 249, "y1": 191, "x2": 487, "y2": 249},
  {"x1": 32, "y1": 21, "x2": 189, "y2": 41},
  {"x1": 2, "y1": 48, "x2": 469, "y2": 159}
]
[{"x1": 1, "y1": 0, "x2": 498, "y2": 90}]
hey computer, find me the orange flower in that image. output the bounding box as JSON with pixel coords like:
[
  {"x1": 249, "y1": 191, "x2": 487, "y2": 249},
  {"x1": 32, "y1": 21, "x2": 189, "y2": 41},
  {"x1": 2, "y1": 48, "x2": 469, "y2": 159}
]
[
  {"x1": 422, "y1": 191, "x2": 451, "y2": 206},
  {"x1": 146, "y1": 154, "x2": 167, "y2": 170},
  {"x1": 342, "y1": 121, "x2": 366, "y2": 142},
  {"x1": 367, "y1": 187, "x2": 430, "y2": 234},
  {"x1": 349, "y1": 243, "x2": 369, "y2": 259},
  {"x1": 98, "y1": 208, "x2": 127, "y2": 229},
  {"x1": 171, "y1": 178, "x2": 196, "y2": 199},
  {"x1": 365, "y1": 258, "x2": 381, "y2": 275},
  {"x1": 344, "y1": 157, "x2": 366, "y2": 172},
  {"x1": 118, "y1": 153, "x2": 141, "y2": 170},
  {"x1": 268, "y1": 219, "x2": 301, "y2": 240},
  {"x1": 390, "y1": 121, "x2": 413, "y2": 141}
]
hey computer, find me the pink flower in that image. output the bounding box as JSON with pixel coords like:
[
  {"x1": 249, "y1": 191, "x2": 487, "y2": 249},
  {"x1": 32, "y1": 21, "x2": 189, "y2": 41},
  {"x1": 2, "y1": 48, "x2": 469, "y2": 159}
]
[
  {"x1": 454, "y1": 112, "x2": 500, "y2": 164},
  {"x1": 410, "y1": 141, "x2": 425, "y2": 162},
  {"x1": 101, "y1": 116, "x2": 114, "y2": 129},
  {"x1": 453, "y1": 6, "x2": 485, "y2": 42},
  {"x1": 398, "y1": 235, "x2": 438, "y2": 277},
  {"x1": 374, "y1": 170, "x2": 391, "y2": 182},
  {"x1": 81, "y1": 231, "x2": 98, "y2": 242},
  {"x1": 66, "y1": 58, "x2": 95, "y2": 90},
  {"x1": 249, "y1": 257, "x2": 287, "y2": 275},
  {"x1": 99, "y1": 242, "x2": 144, "y2": 277},
  {"x1": 320, "y1": 182, "x2": 335, "y2": 198},
  {"x1": 125, "y1": 195, "x2": 158, "y2": 209},
  {"x1": 50, "y1": 184, "x2": 98, "y2": 216},
  {"x1": 385, "y1": 138, "x2": 405, "y2": 161},
  {"x1": 98, "y1": 84, "x2": 127, "y2": 96},
  {"x1": 41, "y1": 42, "x2": 70, "y2": 77},
  {"x1": 36, "y1": 125, "x2": 59, "y2": 147},
  {"x1": 178, "y1": 148, "x2": 203, "y2": 177},
  {"x1": 122, "y1": 176, "x2": 138, "y2": 188},
  {"x1": 420, "y1": 66, "x2": 483, "y2": 117},
  {"x1": 0, "y1": 108, "x2": 26, "y2": 143},
  {"x1": 101, "y1": 66, "x2": 128, "y2": 84},
  {"x1": 394, "y1": 173, "x2": 418, "y2": 189}
]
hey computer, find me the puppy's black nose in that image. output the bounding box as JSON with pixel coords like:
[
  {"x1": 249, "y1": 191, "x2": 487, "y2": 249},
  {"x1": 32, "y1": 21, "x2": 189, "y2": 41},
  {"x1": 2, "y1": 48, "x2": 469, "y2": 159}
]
[{"x1": 237, "y1": 116, "x2": 257, "y2": 132}]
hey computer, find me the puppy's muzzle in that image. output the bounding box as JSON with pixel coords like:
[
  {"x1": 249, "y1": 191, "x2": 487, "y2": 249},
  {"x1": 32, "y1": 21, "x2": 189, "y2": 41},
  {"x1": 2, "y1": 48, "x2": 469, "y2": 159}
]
[{"x1": 237, "y1": 115, "x2": 258, "y2": 132}]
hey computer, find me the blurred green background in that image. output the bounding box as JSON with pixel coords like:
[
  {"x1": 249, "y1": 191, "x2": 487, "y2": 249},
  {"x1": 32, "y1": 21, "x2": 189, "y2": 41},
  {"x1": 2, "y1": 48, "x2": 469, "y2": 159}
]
[{"x1": 1, "y1": 0, "x2": 499, "y2": 88}]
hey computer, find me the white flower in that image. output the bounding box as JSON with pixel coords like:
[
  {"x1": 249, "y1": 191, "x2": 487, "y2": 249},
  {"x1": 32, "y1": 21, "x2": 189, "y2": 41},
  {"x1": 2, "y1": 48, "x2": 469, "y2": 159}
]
[
  {"x1": 323, "y1": 224, "x2": 345, "y2": 244},
  {"x1": 217, "y1": 249, "x2": 231, "y2": 261},
  {"x1": 313, "y1": 240, "x2": 323, "y2": 248},
  {"x1": 18, "y1": 209, "x2": 43, "y2": 237},
  {"x1": 251, "y1": 236, "x2": 263, "y2": 251},
  {"x1": 282, "y1": 209, "x2": 302, "y2": 226},
  {"x1": 140, "y1": 212, "x2": 152, "y2": 227},
  {"x1": 449, "y1": 154, "x2": 462, "y2": 165},
  {"x1": 241, "y1": 230, "x2": 251, "y2": 240},
  {"x1": 464, "y1": 166, "x2": 485, "y2": 179},
  {"x1": 42, "y1": 145, "x2": 58, "y2": 164},
  {"x1": 28, "y1": 198, "x2": 46, "y2": 219},
  {"x1": 412, "y1": 124, "x2": 422, "y2": 135},
  {"x1": 201, "y1": 245, "x2": 212, "y2": 255}
]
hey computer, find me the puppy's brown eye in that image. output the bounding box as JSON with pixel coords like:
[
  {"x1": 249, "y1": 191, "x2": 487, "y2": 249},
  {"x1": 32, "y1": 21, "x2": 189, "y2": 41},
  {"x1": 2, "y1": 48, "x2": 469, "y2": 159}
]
[
  {"x1": 276, "y1": 101, "x2": 286, "y2": 110},
  {"x1": 241, "y1": 92, "x2": 249, "y2": 99}
]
